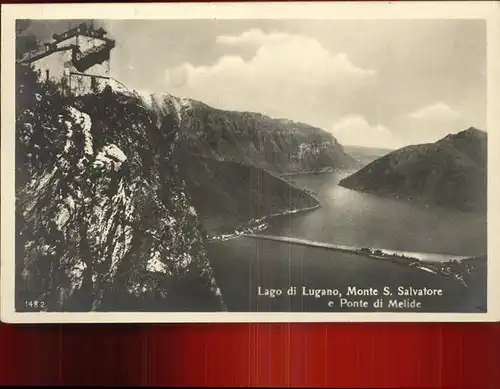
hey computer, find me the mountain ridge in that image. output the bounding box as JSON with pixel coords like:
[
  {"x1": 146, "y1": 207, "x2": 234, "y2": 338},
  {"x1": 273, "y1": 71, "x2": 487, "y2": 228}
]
[
  {"x1": 339, "y1": 127, "x2": 487, "y2": 212},
  {"x1": 122, "y1": 88, "x2": 360, "y2": 175}
]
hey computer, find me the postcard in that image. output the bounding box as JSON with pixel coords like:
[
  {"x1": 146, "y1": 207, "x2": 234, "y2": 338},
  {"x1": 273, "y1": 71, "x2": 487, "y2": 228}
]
[{"x1": 1, "y1": 1, "x2": 499, "y2": 323}]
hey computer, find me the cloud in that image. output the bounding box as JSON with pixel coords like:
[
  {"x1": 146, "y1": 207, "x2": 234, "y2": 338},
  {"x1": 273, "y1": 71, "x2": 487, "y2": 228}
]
[
  {"x1": 329, "y1": 115, "x2": 401, "y2": 149},
  {"x1": 216, "y1": 28, "x2": 289, "y2": 46},
  {"x1": 402, "y1": 102, "x2": 464, "y2": 144},
  {"x1": 164, "y1": 29, "x2": 376, "y2": 123},
  {"x1": 409, "y1": 102, "x2": 460, "y2": 120},
  {"x1": 206, "y1": 29, "x2": 376, "y2": 84}
]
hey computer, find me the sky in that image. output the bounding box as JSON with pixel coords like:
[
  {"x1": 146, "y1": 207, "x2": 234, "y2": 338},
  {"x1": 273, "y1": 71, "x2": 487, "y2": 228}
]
[{"x1": 21, "y1": 19, "x2": 486, "y2": 149}]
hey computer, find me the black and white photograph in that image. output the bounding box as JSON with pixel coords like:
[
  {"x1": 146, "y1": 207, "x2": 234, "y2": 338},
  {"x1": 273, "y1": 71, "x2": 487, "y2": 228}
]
[{"x1": 1, "y1": 2, "x2": 499, "y2": 323}]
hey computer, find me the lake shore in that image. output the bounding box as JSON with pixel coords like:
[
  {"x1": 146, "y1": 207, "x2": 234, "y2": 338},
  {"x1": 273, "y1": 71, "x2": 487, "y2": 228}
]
[
  {"x1": 207, "y1": 237, "x2": 486, "y2": 313},
  {"x1": 208, "y1": 168, "x2": 486, "y2": 309},
  {"x1": 242, "y1": 233, "x2": 482, "y2": 287},
  {"x1": 209, "y1": 203, "x2": 321, "y2": 242}
]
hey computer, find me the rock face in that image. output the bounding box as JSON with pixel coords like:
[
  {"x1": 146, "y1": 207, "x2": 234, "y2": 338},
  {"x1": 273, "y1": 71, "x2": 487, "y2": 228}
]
[
  {"x1": 339, "y1": 128, "x2": 487, "y2": 212},
  {"x1": 16, "y1": 65, "x2": 225, "y2": 312},
  {"x1": 134, "y1": 93, "x2": 359, "y2": 175}
]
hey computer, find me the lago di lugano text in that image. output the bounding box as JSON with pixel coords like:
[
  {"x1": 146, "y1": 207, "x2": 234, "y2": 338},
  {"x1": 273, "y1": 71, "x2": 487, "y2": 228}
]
[
  {"x1": 257, "y1": 286, "x2": 444, "y2": 298},
  {"x1": 257, "y1": 285, "x2": 444, "y2": 310}
]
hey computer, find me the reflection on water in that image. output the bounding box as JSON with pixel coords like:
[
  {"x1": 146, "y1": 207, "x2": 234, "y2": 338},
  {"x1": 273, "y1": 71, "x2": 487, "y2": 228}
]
[
  {"x1": 272, "y1": 171, "x2": 487, "y2": 257},
  {"x1": 207, "y1": 171, "x2": 487, "y2": 313},
  {"x1": 208, "y1": 237, "x2": 486, "y2": 313}
]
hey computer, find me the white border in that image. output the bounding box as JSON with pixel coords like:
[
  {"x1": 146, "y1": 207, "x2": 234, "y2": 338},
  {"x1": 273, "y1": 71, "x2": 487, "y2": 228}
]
[{"x1": 2, "y1": 1, "x2": 500, "y2": 324}]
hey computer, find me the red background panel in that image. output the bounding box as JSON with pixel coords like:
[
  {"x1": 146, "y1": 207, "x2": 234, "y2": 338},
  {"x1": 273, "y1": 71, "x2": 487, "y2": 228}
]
[{"x1": 1, "y1": 322, "x2": 500, "y2": 387}]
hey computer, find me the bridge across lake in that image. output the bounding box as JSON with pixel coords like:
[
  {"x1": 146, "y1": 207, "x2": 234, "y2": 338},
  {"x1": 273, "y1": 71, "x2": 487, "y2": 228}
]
[{"x1": 243, "y1": 233, "x2": 469, "y2": 263}]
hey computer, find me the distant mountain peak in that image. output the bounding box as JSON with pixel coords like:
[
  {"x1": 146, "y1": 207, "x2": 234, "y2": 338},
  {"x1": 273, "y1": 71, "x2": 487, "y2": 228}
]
[
  {"x1": 459, "y1": 126, "x2": 486, "y2": 137},
  {"x1": 437, "y1": 126, "x2": 486, "y2": 144},
  {"x1": 465, "y1": 126, "x2": 484, "y2": 133}
]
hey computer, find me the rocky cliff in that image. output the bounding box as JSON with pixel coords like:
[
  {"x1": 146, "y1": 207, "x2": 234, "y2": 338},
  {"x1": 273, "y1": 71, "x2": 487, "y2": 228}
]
[
  {"x1": 15, "y1": 65, "x2": 226, "y2": 312},
  {"x1": 339, "y1": 128, "x2": 487, "y2": 212}
]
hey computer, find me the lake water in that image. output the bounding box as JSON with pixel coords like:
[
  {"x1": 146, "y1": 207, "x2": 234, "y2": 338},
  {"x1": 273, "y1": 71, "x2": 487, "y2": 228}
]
[{"x1": 207, "y1": 171, "x2": 487, "y2": 313}]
